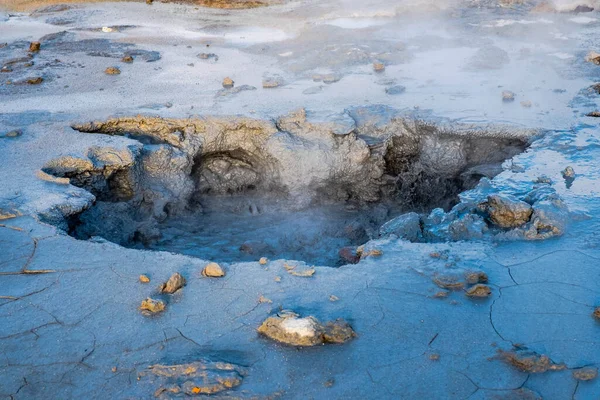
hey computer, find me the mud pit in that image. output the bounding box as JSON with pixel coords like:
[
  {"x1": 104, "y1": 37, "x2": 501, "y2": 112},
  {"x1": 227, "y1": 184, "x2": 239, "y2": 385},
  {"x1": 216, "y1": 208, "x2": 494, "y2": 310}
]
[{"x1": 43, "y1": 112, "x2": 532, "y2": 265}]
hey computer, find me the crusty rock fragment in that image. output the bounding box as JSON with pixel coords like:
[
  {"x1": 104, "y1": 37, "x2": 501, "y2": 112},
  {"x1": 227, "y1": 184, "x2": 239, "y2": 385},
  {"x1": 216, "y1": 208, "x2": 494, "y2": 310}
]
[
  {"x1": 144, "y1": 360, "x2": 244, "y2": 397},
  {"x1": 160, "y1": 272, "x2": 186, "y2": 293},
  {"x1": 202, "y1": 262, "x2": 225, "y2": 277},
  {"x1": 262, "y1": 77, "x2": 283, "y2": 88},
  {"x1": 465, "y1": 284, "x2": 491, "y2": 298},
  {"x1": 29, "y1": 41, "x2": 41, "y2": 53},
  {"x1": 573, "y1": 367, "x2": 598, "y2": 381},
  {"x1": 585, "y1": 51, "x2": 600, "y2": 65},
  {"x1": 373, "y1": 62, "x2": 385, "y2": 72},
  {"x1": 284, "y1": 263, "x2": 315, "y2": 277},
  {"x1": 379, "y1": 212, "x2": 422, "y2": 241},
  {"x1": 259, "y1": 257, "x2": 268, "y2": 265},
  {"x1": 121, "y1": 55, "x2": 134, "y2": 63},
  {"x1": 257, "y1": 311, "x2": 355, "y2": 346},
  {"x1": 593, "y1": 307, "x2": 600, "y2": 320},
  {"x1": 1, "y1": 129, "x2": 22, "y2": 139},
  {"x1": 484, "y1": 194, "x2": 533, "y2": 228},
  {"x1": 562, "y1": 166, "x2": 575, "y2": 179},
  {"x1": 222, "y1": 77, "x2": 234, "y2": 88},
  {"x1": 433, "y1": 273, "x2": 465, "y2": 290},
  {"x1": 139, "y1": 274, "x2": 150, "y2": 283},
  {"x1": 140, "y1": 298, "x2": 166, "y2": 314},
  {"x1": 502, "y1": 90, "x2": 516, "y2": 102},
  {"x1": 465, "y1": 271, "x2": 488, "y2": 284},
  {"x1": 499, "y1": 347, "x2": 566, "y2": 373},
  {"x1": 105, "y1": 66, "x2": 121, "y2": 75},
  {"x1": 26, "y1": 77, "x2": 43, "y2": 84}
]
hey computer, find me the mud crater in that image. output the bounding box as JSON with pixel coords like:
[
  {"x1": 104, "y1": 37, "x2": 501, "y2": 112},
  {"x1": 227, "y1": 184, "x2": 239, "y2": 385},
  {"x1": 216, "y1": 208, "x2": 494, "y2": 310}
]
[{"x1": 42, "y1": 109, "x2": 534, "y2": 266}]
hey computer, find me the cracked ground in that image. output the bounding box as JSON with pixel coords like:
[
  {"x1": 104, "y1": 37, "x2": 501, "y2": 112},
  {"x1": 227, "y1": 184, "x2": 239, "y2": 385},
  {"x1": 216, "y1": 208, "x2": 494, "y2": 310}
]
[{"x1": 2, "y1": 0, "x2": 600, "y2": 398}]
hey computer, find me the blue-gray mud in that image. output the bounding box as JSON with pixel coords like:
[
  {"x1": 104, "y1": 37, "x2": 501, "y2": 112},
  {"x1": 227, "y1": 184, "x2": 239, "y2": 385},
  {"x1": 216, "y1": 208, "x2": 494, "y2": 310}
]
[{"x1": 1, "y1": 0, "x2": 600, "y2": 398}]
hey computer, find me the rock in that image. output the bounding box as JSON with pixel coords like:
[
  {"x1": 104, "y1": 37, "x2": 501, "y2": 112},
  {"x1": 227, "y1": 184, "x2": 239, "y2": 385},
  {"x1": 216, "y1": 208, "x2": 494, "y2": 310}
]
[
  {"x1": 520, "y1": 100, "x2": 532, "y2": 108},
  {"x1": 144, "y1": 360, "x2": 244, "y2": 397},
  {"x1": 379, "y1": 212, "x2": 422, "y2": 241},
  {"x1": 262, "y1": 77, "x2": 283, "y2": 88},
  {"x1": 139, "y1": 274, "x2": 150, "y2": 283},
  {"x1": 499, "y1": 347, "x2": 566, "y2": 373},
  {"x1": 140, "y1": 298, "x2": 166, "y2": 314},
  {"x1": 26, "y1": 77, "x2": 43, "y2": 84},
  {"x1": 202, "y1": 262, "x2": 225, "y2": 277},
  {"x1": 339, "y1": 246, "x2": 360, "y2": 264},
  {"x1": 385, "y1": 85, "x2": 406, "y2": 95},
  {"x1": 585, "y1": 51, "x2": 600, "y2": 65},
  {"x1": 465, "y1": 271, "x2": 488, "y2": 284},
  {"x1": 1, "y1": 129, "x2": 22, "y2": 138},
  {"x1": 259, "y1": 257, "x2": 268, "y2": 265},
  {"x1": 593, "y1": 307, "x2": 600, "y2": 320},
  {"x1": 121, "y1": 55, "x2": 134, "y2": 63},
  {"x1": 160, "y1": 272, "x2": 186, "y2": 294},
  {"x1": 502, "y1": 90, "x2": 516, "y2": 102},
  {"x1": 322, "y1": 74, "x2": 341, "y2": 84},
  {"x1": 562, "y1": 166, "x2": 575, "y2": 178},
  {"x1": 329, "y1": 295, "x2": 339, "y2": 302},
  {"x1": 465, "y1": 284, "x2": 491, "y2": 298},
  {"x1": 447, "y1": 214, "x2": 487, "y2": 240},
  {"x1": 284, "y1": 263, "x2": 315, "y2": 277},
  {"x1": 146, "y1": 0, "x2": 153, "y2": 4},
  {"x1": 222, "y1": 77, "x2": 234, "y2": 88},
  {"x1": 257, "y1": 311, "x2": 355, "y2": 346},
  {"x1": 484, "y1": 194, "x2": 533, "y2": 228},
  {"x1": 105, "y1": 67, "x2": 121, "y2": 75},
  {"x1": 258, "y1": 295, "x2": 272, "y2": 303},
  {"x1": 433, "y1": 273, "x2": 465, "y2": 290},
  {"x1": 363, "y1": 249, "x2": 383, "y2": 258},
  {"x1": 373, "y1": 62, "x2": 385, "y2": 72},
  {"x1": 572, "y1": 367, "x2": 598, "y2": 381},
  {"x1": 29, "y1": 41, "x2": 41, "y2": 53},
  {"x1": 586, "y1": 111, "x2": 600, "y2": 117},
  {"x1": 573, "y1": 4, "x2": 594, "y2": 12},
  {"x1": 216, "y1": 84, "x2": 256, "y2": 97}
]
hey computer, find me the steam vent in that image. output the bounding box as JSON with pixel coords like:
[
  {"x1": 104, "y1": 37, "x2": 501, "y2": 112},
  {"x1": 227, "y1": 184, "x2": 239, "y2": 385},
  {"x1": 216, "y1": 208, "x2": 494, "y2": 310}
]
[{"x1": 1, "y1": 0, "x2": 600, "y2": 398}]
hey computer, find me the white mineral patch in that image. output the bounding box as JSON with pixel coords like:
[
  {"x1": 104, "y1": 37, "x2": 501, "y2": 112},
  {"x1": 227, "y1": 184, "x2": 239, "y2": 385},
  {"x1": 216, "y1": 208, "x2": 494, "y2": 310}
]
[{"x1": 280, "y1": 317, "x2": 318, "y2": 337}]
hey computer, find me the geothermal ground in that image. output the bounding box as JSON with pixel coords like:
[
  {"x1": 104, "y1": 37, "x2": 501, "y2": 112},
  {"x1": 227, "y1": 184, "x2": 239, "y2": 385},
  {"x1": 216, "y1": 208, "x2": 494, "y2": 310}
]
[{"x1": 2, "y1": 0, "x2": 600, "y2": 398}]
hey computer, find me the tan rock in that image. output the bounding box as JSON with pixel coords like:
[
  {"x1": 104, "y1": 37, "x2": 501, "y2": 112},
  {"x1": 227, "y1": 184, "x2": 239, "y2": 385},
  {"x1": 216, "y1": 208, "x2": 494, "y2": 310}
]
[
  {"x1": 259, "y1": 257, "x2": 268, "y2": 265},
  {"x1": 105, "y1": 67, "x2": 121, "y2": 75},
  {"x1": 121, "y1": 55, "x2": 134, "y2": 63},
  {"x1": 465, "y1": 284, "x2": 492, "y2": 298},
  {"x1": 140, "y1": 298, "x2": 166, "y2": 314},
  {"x1": 257, "y1": 311, "x2": 355, "y2": 346},
  {"x1": 258, "y1": 295, "x2": 272, "y2": 304},
  {"x1": 202, "y1": 262, "x2": 225, "y2": 277},
  {"x1": 160, "y1": 272, "x2": 186, "y2": 293},
  {"x1": 484, "y1": 194, "x2": 533, "y2": 228},
  {"x1": 29, "y1": 41, "x2": 40, "y2": 53},
  {"x1": 573, "y1": 367, "x2": 598, "y2": 381},
  {"x1": 373, "y1": 62, "x2": 385, "y2": 72},
  {"x1": 222, "y1": 77, "x2": 234, "y2": 88},
  {"x1": 139, "y1": 274, "x2": 150, "y2": 283},
  {"x1": 585, "y1": 51, "x2": 600, "y2": 65}
]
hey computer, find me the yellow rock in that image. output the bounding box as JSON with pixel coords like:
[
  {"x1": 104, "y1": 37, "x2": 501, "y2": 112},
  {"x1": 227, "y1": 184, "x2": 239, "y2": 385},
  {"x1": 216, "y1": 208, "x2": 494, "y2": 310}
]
[
  {"x1": 140, "y1": 298, "x2": 165, "y2": 314},
  {"x1": 259, "y1": 257, "x2": 268, "y2": 265},
  {"x1": 139, "y1": 274, "x2": 150, "y2": 283},
  {"x1": 202, "y1": 262, "x2": 225, "y2": 277}
]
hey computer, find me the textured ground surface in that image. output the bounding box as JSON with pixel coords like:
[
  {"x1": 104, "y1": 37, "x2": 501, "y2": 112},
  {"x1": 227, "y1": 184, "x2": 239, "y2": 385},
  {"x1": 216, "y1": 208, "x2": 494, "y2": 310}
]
[{"x1": 1, "y1": 0, "x2": 600, "y2": 399}]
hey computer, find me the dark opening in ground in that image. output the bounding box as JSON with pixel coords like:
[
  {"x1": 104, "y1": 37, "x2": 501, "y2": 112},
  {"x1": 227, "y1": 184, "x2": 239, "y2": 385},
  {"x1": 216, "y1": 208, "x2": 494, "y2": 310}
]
[{"x1": 44, "y1": 113, "x2": 534, "y2": 266}]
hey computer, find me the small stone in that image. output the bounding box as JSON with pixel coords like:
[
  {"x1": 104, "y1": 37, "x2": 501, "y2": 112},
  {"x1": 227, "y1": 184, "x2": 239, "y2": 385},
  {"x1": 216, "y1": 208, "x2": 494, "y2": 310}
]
[
  {"x1": 2, "y1": 129, "x2": 22, "y2": 138},
  {"x1": 29, "y1": 41, "x2": 41, "y2": 53},
  {"x1": 222, "y1": 77, "x2": 234, "y2": 88},
  {"x1": 500, "y1": 347, "x2": 566, "y2": 373},
  {"x1": 593, "y1": 307, "x2": 600, "y2": 320},
  {"x1": 373, "y1": 62, "x2": 385, "y2": 72},
  {"x1": 140, "y1": 298, "x2": 166, "y2": 314},
  {"x1": 139, "y1": 274, "x2": 150, "y2": 283},
  {"x1": 198, "y1": 53, "x2": 219, "y2": 61},
  {"x1": 573, "y1": 367, "x2": 598, "y2": 381},
  {"x1": 429, "y1": 353, "x2": 440, "y2": 361},
  {"x1": 101, "y1": 26, "x2": 114, "y2": 33},
  {"x1": 562, "y1": 166, "x2": 575, "y2": 178},
  {"x1": 121, "y1": 55, "x2": 134, "y2": 63},
  {"x1": 586, "y1": 111, "x2": 600, "y2": 117},
  {"x1": 502, "y1": 90, "x2": 516, "y2": 102},
  {"x1": 484, "y1": 194, "x2": 533, "y2": 228},
  {"x1": 433, "y1": 274, "x2": 465, "y2": 290},
  {"x1": 160, "y1": 272, "x2": 186, "y2": 293},
  {"x1": 258, "y1": 295, "x2": 272, "y2": 304},
  {"x1": 262, "y1": 77, "x2": 282, "y2": 88},
  {"x1": 585, "y1": 51, "x2": 600, "y2": 65},
  {"x1": 26, "y1": 77, "x2": 43, "y2": 84},
  {"x1": 520, "y1": 100, "x2": 532, "y2": 108},
  {"x1": 1, "y1": 66, "x2": 12, "y2": 73},
  {"x1": 433, "y1": 290, "x2": 450, "y2": 298},
  {"x1": 322, "y1": 74, "x2": 340, "y2": 84},
  {"x1": 323, "y1": 378, "x2": 335, "y2": 387},
  {"x1": 202, "y1": 262, "x2": 225, "y2": 277},
  {"x1": 284, "y1": 263, "x2": 315, "y2": 277},
  {"x1": 465, "y1": 284, "x2": 492, "y2": 298},
  {"x1": 274, "y1": 276, "x2": 281, "y2": 282},
  {"x1": 259, "y1": 257, "x2": 268, "y2": 265},
  {"x1": 329, "y1": 295, "x2": 339, "y2": 302},
  {"x1": 111, "y1": 366, "x2": 117, "y2": 373},
  {"x1": 146, "y1": 0, "x2": 153, "y2": 4},
  {"x1": 105, "y1": 67, "x2": 121, "y2": 75}
]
